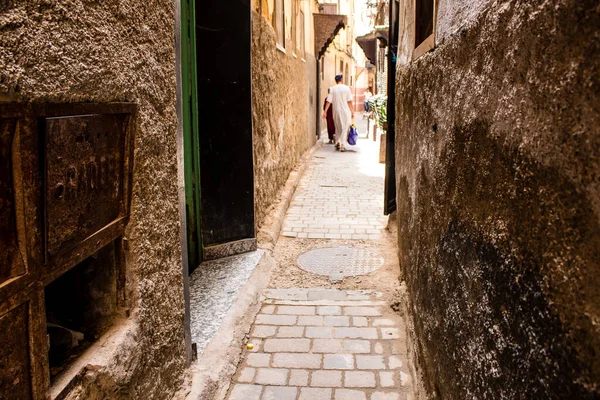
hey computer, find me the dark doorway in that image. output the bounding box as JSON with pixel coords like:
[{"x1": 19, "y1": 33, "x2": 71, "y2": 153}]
[
  {"x1": 385, "y1": 0, "x2": 399, "y2": 215},
  {"x1": 195, "y1": 0, "x2": 255, "y2": 249},
  {"x1": 181, "y1": 0, "x2": 255, "y2": 272}
]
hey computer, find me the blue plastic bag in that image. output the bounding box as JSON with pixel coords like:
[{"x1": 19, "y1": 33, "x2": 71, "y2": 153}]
[{"x1": 347, "y1": 122, "x2": 358, "y2": 146}]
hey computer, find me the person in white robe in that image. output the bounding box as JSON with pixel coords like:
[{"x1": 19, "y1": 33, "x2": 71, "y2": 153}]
[{"x1": 322, "y1": 74, "x2": 354, "y2": 151}]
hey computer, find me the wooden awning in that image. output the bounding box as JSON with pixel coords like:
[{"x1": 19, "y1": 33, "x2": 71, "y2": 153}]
[
  {"x1": 375, "y1": 27, "x2": 389, "y2": 47},
  {"x1": 313, "y1": 13, "x2": 347, "y2": 58},
  {"x1": 356, "y1": 33, "x2": 377, "y2": 65}
]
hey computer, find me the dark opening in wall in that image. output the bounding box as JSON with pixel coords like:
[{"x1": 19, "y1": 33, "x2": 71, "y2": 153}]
[
  {"x1": 44, "y1": 240, "x2": 120, "y2": 382},
  {"x1": 415, "y1": 0, "x2": 434, "y2": 47}
]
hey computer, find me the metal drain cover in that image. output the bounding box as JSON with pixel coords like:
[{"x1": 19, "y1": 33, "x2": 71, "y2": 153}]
[{"x1": 297, "y1": 246, "x2": 384, "y2": 280}]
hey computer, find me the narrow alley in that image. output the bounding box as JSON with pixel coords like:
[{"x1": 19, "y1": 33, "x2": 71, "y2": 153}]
[
  {"x1": 1, "y1": 0, "x2": 598, "y2": 399},
  {"x1": 225, "y1": 125, "x2": 414, "y2": 400}
]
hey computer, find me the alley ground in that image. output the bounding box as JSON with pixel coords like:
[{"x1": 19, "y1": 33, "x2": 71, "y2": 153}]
[{"x1": 224, "y1": 118, "x2": 415, "y2": 400}]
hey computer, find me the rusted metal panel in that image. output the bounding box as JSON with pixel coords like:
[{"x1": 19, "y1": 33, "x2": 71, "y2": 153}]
[
  {"x1": 0, "y1": 303, "x2": 33, "y2": 399},
  {"x1": 32, "y1": 103, "x2": 136, "y2": 283},
  {"x1": 0, "y1": 102, "x2": 134, "y2": 399},
  {"x1": 0, "y1": 117, "x2": 26, "y2": 285},
  {"x1": 0, "y1": 285, "x2": 49, "y2": 400},
  {"x1": 44, "y1": 114, "x2": 128, "y2": 258}
]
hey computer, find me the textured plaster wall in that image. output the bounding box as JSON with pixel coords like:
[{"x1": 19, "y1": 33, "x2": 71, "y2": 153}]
[
  {"x1": 252, "y1": 11, "x2": 315, "y2": 229},
  {"x1": 0, "y1": 1, "x2": 186, "y2": 398},
  {"x1": 435, "y1": 0, "x2": 495, "y2": 42},
  {"x1": 395, "y1": 0, "x2": 600, "y2": 398}
]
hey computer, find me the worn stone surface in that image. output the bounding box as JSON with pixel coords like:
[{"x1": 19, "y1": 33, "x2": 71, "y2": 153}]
[
  {"x1": 226, "y1": 289, "x2": 413, "y2": 399},
  {"x1": 395, "y1": 0, "x2": 600, "y2": 398},
  {"x1": 280, "y1": 138, "x2": 388, "y2": 239},
  {"x1": 252, "y1": 12, "x2": 316, "y2": 230},
  {"x1": 0, "y1": 1, "x2": 186, "y2": 398},
  {"x1": 190, "y1": 250, "x2": 265, "y2": 355}
]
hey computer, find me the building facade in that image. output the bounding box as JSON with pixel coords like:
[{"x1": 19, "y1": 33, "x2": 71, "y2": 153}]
[
  {"x1": 393, "y1": 0, "x2": 600, "y2": 398},
  {"x1": 0, "y1": 0, "x2": 356, "y2": 398},
  {"x1": 0, "y1": 1, "x2": 187, "y2": 399},
  {"x1": 251, "y1": 0, "x2": 320, "y2": 229}
]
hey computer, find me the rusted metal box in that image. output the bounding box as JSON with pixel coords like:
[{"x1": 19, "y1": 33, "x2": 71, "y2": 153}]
[{"x1": 0, "y1": 103, "x2": 136, "y2": 399}]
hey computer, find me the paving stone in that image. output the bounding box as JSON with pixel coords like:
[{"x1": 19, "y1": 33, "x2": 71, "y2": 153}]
[
  {"x1": 379, "y1": 371, "x2": 395, "y2": 387},
  {"x1": 311, "y1": 370, "x2": 342, "y2": 387},
  {"x1": 323, "y1": 354, "x2": 354, "y2": 369},
  {"x1": 317, "y1": 305, "x2": 342, "y2": 315},
  {"x1": 262, "y1": 386, "x2": 298, "y2": 400},
  {"x1": 344, "y1": 307, "x2": 382, "y2": 316},
  {"x1": 289, "y1": 369, "x2": 309, "y2": 386},
  {"x1": 305, "y1": 326, "x2": 333, "y2": 338},
  {"x1": 228, "y1": 384, "x2": 263, "y2": 400},
  {"x1": 374, "y1": 342, "x2": 384, "y2": 354},
  {"x1": 342, "y1": 340, "x2": 371, "y2": 354},
  {"x1": 352, "y1": 317, "x2": 368, "y2": 327},
  {"x1": 261, "y1": 306, "x2": 275, "y2": 314},
  {"x1": 346, "y1": 291, "x2": 377, "y2": 300},
  {"x1": 380, "y1": 328, "x2": 400, "y2": 339},
  {"x1": 247, "y1": 353, "x2": 271, "y2": 368},
  {"x1": 238, "y1": 367, "x2": 255, "y2": 383},
  {"x1": 325, "y1": 316, "x2": 350, "y2": 326},
  {"x1": 371, "y1": 392, "x2": 401, "y2": 400},
  {"x1": 372, "y1": 318, "x2": 395, "y2": 327},
  {"x1": 247, "y1": 339, "x2": 264, "y2": 352},
  {"x1": 297, "y1": 316, "x2": 324, "y2": 326},
  {"x1": 256, "y1": 315, "x2": 297, "y2": 326},
  {"x1": 335, "y1": 389, "x2": 368, "y2": 400},
  {"x1": 356, "y1": 355, "x2": 386, "y2": 369},
  {"x1": 344, "y1": 371, "x2": 376, "y2": 388},
  {"x1": 299, "y1": 387, "x2": 332, "y2": 400},
  {"x1": 312, "y1": 339, "x2": 343, "y2": 353},
  {"x1": 272, "y1": 353, "x2": 322, "y2": 369},
  {"x1": 261, "y1": 386, "x2": 298, "y2": 400},
  {"x1": 264, "y1": 338, "x2": 311, "y2": 353},
  {"x1": 264, "y1": 288, "x2": 308, "y2": 301},
  {"x1": 277, "y1": 326, "x2": 305, "y2": 338},
  {"x1": 307, "y1": 290, "x2": 347, "y2": 301},
  {"x1": 388, "y1": 356, "x2": 402, "y2": 369},
  {"x1": 254, "y1": 368, "x2": 289, "y2": 386},
  {"x1": 334, "y1": 327, "x2": 378, "y2": 339},
  {"x1": 252, "y1": 325, "x2": 277, "y2": 338},
  {"x1": 277, "y1": 306, "x2": 315, "y2": 315}
]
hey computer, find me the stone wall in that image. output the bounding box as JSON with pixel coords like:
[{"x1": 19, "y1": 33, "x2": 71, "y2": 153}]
[
  {"x1": 395, "y1": 0, "x2": 600, "y2": 398},
  {"x1": 0, "y1": 1, "x2": 186, "y2": 398},
  {"x1": 252, "y1": 12, "x2": 316, "y2": 229}
]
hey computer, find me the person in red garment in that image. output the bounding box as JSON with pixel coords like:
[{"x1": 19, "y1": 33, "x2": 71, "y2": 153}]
[{"x1": 323, "y1": 88, "x2": 336, "y2": 144}]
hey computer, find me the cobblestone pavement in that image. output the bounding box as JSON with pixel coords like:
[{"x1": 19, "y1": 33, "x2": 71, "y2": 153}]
[
  {"x1": 226, "y1": 289, "x2": 412, "y2": 400},
  {"x1": 224, "y1": 123, "x2": 412, "y2": 399},
  {"x1": 281, "y1": 132, "x2": 387, "y2": 240}
]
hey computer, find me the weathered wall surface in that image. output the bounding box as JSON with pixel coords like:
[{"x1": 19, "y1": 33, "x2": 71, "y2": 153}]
[
  {"x1": 0, "y1": 1, "x2": 186, "y2": 399},
  {"x1": 395, "y1": 0, "x2": 600, "y2": 398},
  {"x1": 252, "y1": 12, "x2": 315, "y2": 229},
  {"x1": 435, "y1": 0, "x2": 495, "y2": 42}
]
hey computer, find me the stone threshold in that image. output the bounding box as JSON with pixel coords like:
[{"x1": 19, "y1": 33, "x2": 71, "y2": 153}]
[{"x1": 181, "y1": 250, "x2": 277, "y2": 400}]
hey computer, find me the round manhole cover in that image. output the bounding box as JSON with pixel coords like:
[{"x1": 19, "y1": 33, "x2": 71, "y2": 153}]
[{"x1": 297, "y1": 246, "x2": 384, "y2": 280}]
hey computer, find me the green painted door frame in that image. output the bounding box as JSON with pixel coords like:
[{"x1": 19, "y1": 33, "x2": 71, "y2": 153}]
[{"x1": 181, "y1": 0, "x2": 203, "y2": 269}]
